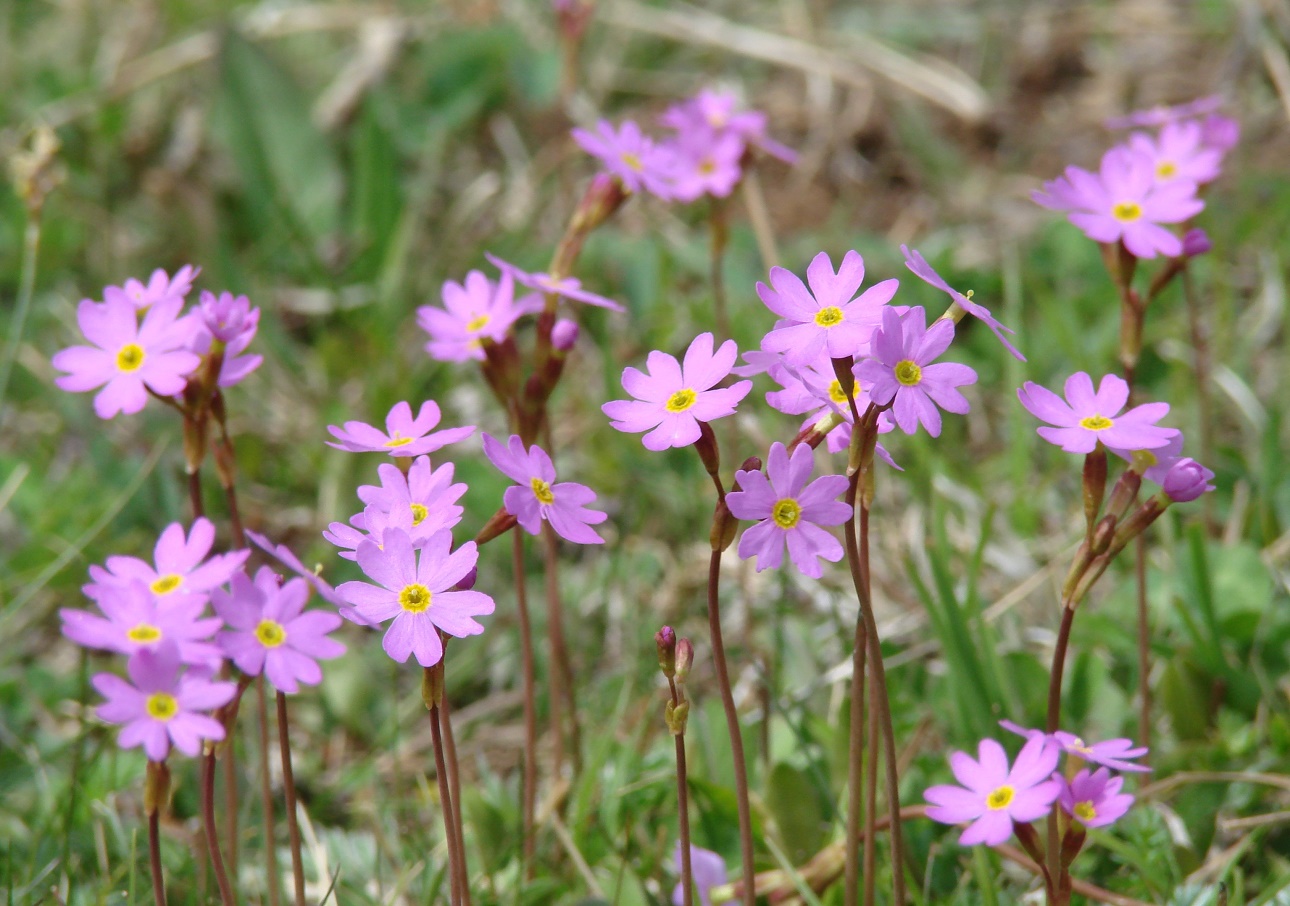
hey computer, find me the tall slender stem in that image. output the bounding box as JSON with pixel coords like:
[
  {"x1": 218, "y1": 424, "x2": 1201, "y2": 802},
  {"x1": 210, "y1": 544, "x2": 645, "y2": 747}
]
[
  {"x1": 1044, "y1": 605, "x2": 1077, "y2": 891},
  {"x1": 148, "y1": 808, "x2": 168, "y2": 906},
  {"x1": 1135, "y1": 536, "x2": 1151, "y2": 756},
  {"x1": 842, "y1": 466, "x2": 870, "y2": 906},
  {"x1": 439, "y1": 683, "x2": 471, "y2": 906},
  {"x1": 430, "y1": 701, "x2": 464, "y2": 906},
  {"x1": 669, "y1": 675, "x2": 695, "y2": 906},
  {"x1": 255, "y1": 678, "x2": 281, "y2": 906},
  {"x1": 706, "y1": 550, "x2": 756, "y2": 906},
  {"x1": 201, "y1": 751, "x2": 237, "y2": 906},
  {"x1": 542, "y1": 523, "x2": 580, "y2": 774},
  {"x1": 709, "y1": 197, "x2": 731, "y2": 342},
  {"x1": 188, "y1": 469, "x2": 204, "y2": 520},
  {"x1": 275, "y1": 692, "x2": 307, "y2": 906},
  {"x1": 511, "y1": 531, "x2": 538, "y2": 876}
]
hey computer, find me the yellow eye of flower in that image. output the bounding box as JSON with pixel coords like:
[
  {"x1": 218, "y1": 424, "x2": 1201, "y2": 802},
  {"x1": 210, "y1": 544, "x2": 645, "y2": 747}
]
[
  {"x1": 410, "y1": 503, "x2": 428, "y2": 526},
  {"x1": 895, "y1": 361, "x2": 922, "y2": 386},
  {"x1": 255, "y1": 619, "x2": 287, "y2": 648},
  {"x1": 772, "y1": 499, "x2": 801, "y2": 529},
  {"x1": 1074, "y1": 801, "x2": 1097, "y2": 822},
  {"x1": 399, "y1": 583, "x2": 432, "y2": 613},
  {"x1": 666, "y1": 389, "x2": 697, "y2": 412},
  {"x1": 128, "y1": 624, "x2": 161, "y2": 643},
  {"x1": 466, "y1": 314, "x2": 491, "y2": 332},
  {"x1": 384, "y1": 435, "x2": 413, "y2": 448},
  {"x1": 1079, "y1": 415, "x2": 1113, "y2": 431},
  {"x1": 531, "y1": 478, "x2": 555, "y2": 505},
  {"x1": 986, "y1": 786, "x2": 1014, "y2": 810},
  {"x1": 116, "y1": 343, "x2": 145, "y2": 372},
  {"x1": 1112, "y1": 202, "x2": 1142, "y2": 222},
  {"x1": 146, "y1": 693, "x2": 178, "y2": 721},
  {"x1": 814, "y1": 306, "x2": 844, "y2": 328},
  {"x1": 151, "y1": 574, "x2": 183, "y2": 595}
]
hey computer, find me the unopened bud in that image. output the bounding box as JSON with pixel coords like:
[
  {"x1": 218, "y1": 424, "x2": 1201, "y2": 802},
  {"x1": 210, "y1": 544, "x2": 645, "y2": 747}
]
[
  {"x1": 665, "y1": 698, "x2": 690, "y2": 735},
  {"x1": 739, "y1": 456, "x2": 762, "y2": 474},
  {"x1": 144, "y1": 760, "x2": 171, "y2": 816},
  {"x1": 655, "y1": 626, "x2": 677, "y2": 678},
  {"x1": 454, "y1": 567, "x2": 478, "y2": 591},
  {"x1": 1060, "y1": 822, "x2": 1087, "y2": 870},
  {"x1": 694, "y1": 420, "x2": 721, "y2": 478},
  {"x1": 571, "y1": 172, "x2": 628, "y2": 235},
  {"x1": 474, "y1": 508, "x2": 519, "y2": 545},
  {"x1": 1162, "y1": 457, "x2": 1215, "y2": 502},
  {"x1": 552, "y1": 318, "x2": 579, "y2": 352},
  {"x1": 1182, "y1": 228, "x2": 1212, "y2": 258},
  {"x1": 421, "y1": 663, "x2": 445, "y2": 709},
  {"x1": 675, "y1": 638, "x2": 694, "y2": 683}
]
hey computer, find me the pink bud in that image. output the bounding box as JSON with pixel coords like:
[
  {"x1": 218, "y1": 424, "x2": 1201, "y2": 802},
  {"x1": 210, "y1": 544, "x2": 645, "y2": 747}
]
[
  {"x1": 655, "y1": 626, "x2": 676, "y2": 678},
  {"x1": 1182, "y1": 228, "x2": 1212, "y2": 258},
  {"x1": 552, "y1": 319, "x2": 579, "y2": 351},
  {"x1": 454, "y1": 567, "x2": 479, "y2": 591},
  {"x1": 1162, "y1": 458, "x2": 1214, "y2": 502}
]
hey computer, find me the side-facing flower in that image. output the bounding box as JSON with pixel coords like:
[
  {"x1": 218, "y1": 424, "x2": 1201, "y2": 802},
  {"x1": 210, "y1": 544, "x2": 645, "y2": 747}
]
[
  {"x1": 326, "y1": 400, "x2": 475, "y2": 457},
  {"x1": 672, "y1": 842, "x2": 728, "y2": 906},
  {"x1": 1161, "y1": 458, "x2": 1215, "y2": 502},
  {"x1": 1058, "y1": 768, "x2": 1135, "y2": 828},
  {"x1": 855, "y1": 306, "x2": 977, "y2": 437},
  {"x1": 486, "y1": 253, "x2": 624, "y2": 311},
  {"x1": 1018, "y1": 372, "x2": 1175, "y2": 454},
  {"x1": 62, "y1": 580, "x2": 223, "y2": 666},
  {"x1": 92, "y1": 642, "x2": 236, "y2": 761},
  {"x1": 324, "y1": 503, "x2": 418, "y2": 560},
  {"x1": 999, "y1": 721, "x2": 1151, "y2": 773},
  {"x1": 572, "y1": 119, "x2": 677, "y2": 199},
  {"x1": 105, "y1": 265, "x2": 199, "y2": 311},
  {"x1": 482, "y1": 434, "x2": 607, "y2": 544},
  {"x1": 924, "y1": 735, "x2": 1062, "y2": 846},
  {"x1": 602, "y1": 332, "x2": 752, "y2": 451},
  {"x1": 246, "y1": 530, "x2": 370, "y2": 626},
  {"x1": 337, "y1": 529, "x2": 494, "y2": 667},
  {"x1": 213, "y1": 567, "x2": 345, "y2": 694},
  {"x1": 417, "y1": 269, "x2": 542, "y2": 362},
  {"x1": 901, "y1": 245, "x2": 1025, "y2": 361},
  {"x1": 356, "y1": 456, "x2": 467, "y2": 538},
  {"x1": 727, "y1": 442, "x2": 851, "y2": 578},
  {"x1": 1127, "y1": 120, "x2": 1222, "y2": 186},
  {"x1": 85, "y1": 517, "x2": 249, "y2": 603},
  {"x1": 187, "y1": 290, "x2": 263, "y2": 387},
  {"x1": 52, "y1": 295, "x2": 201, "y2": 418}
]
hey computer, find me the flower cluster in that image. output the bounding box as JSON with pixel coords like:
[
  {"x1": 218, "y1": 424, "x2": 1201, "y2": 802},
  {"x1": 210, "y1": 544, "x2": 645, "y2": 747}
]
[{"x1": 52, "y1": 267, "x2": 263, "y2": 419}]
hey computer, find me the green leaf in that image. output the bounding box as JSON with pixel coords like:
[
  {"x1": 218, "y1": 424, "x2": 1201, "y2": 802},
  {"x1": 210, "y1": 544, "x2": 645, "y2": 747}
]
[{"x1": 764, "y1": 762, "x2": 827, "y2": 864}]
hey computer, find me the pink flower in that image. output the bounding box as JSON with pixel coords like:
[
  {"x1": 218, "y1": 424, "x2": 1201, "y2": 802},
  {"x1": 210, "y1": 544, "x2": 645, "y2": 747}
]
[
  {"x1": 417, "y1": 269, "x2": 543, "y2": 363},
  {"x1": 92, "y1": 642, "x2": 236, "y2": 762},
  {"x1": 1162, "y1": 458, "x2": 1215, "y2": 502},
  {"x1": 482, "y1": 434, "x2": 607, "y2": 544},
  {"x1": 357, "y1": 456, "x2": 467, "y2": 538},
  {"x1": 1104, "y1": 95, "x2": 1225, "y2": 130},
  {"x1": 1127, "y1": 120, "x2": 1222, "y2": 186},
  {"x1": 1200, "y1": 114, "x2": 1239, "y2": 153},
  {"x1": 924, "y1": 735, "x2": 1062, "y2": 846},
  {"x1": 1032, "y1": 147, "x2": 1204, "y2": 258},
  {"x1": 999, "y1": 721, "x2": 1151, "y2": 773},
  {"x1": 84, "y1": 517, "x2": 249, "y2": 604},
  {"x1": 52, "y1": 295, "x2": 201, "y2": 418},
  {"x1": 855, "y1": 306, "x2": 977, "y2": 437},
  {"x1": 671, "y1": 842, "x2": 728, "y2": 906},
  {"x1": 1058, "y1": 768, "x2": 1134, "y2": 828},
  {"x1": 602, "y1": 333, "x2": 752, "y2": 451},
  {"x1": 61, "y1": 580, "x2": 223, "y2": 667},
  {"x1": 726, "y1": 442, "x2": 851, "y2": 578},
  {"x1": 325, "y1": 503, "x2": 419, "y2": 561},
  {"x1": 105, "y1": 265, "x2": 199, "y2": 311},
  {"x1": 758, "y1": 251, "x2": 898, "y2": 365},
  {"x1": 901, "y1": 246, "x2": 1024, "y2": 361},
  {"x1": 485, "y1": 253, "x2": 624, "y2": 312},
  {"x1": 1017, "y1": 372, "x2": 1176, "y2": 454},
  {"x1": 213, "y1": 567, "x2": 345, "y2": 694},
  {"x1": 185, "y1": 291, "x2": 263, "y2": 387},
  {"x1": 336, "y1": 529, "x2": 494, "y2": 667},
  {"x1": 246, "y1": 530, "x2": 370, "y2": 626},
  {"x1": 665, "y1": 131, "x2": 746, "y2": 202},
  {"x1": 571, "y1": 119, "x2": 677, "y2": 199},
  {"x1": 660, "y1": 89, "x2": 798, "y2": 164},
  {"x1": 326, "y1": 400, "x2": 475, "y2": 457}
]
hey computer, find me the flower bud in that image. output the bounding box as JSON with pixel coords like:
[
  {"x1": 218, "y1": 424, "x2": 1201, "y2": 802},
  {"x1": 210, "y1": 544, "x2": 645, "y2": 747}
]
[
  {"x1": 552, "y1": 318, "x2": 579, "y2": 352},
  {"x1": 739, "y1": 456, "x2": 762, "y2": 474},
  {"x1": 655, "y1": 626, "x2": 677, "y2": 678},
  {"x1": 474, "y1": 508, "x2": 519, "y2": 545},
  {"x1": 1162, "y1": 457, "x2": 1214, "y2": 502},
  {"x1": 665, "y1": 698, "x2": 690, "y2": 735},
  {"x1": 675, "y1": 638, "x2": 694, "y2": 683},
  {"x1": 1182, "y1": 228, "x2": 1212, "y2": 258},
  {"x1": 454, "y1": 567, "x2": 478, "y2": 592},
  {"x1": 570, "y1": 173, "x2": 628, "y2": 235}
]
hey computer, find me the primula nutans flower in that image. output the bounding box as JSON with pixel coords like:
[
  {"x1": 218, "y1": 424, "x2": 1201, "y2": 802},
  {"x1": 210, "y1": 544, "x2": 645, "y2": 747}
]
[
  {"x1": 1032, "y1": 146, "x2": 1204, "y2": 259},
  {"x1": 326, "y1": 400, "x2": 475, "y2": 457},
  {"x1": 1058, "y1": 768, "x2": 1135, "y2": 828},
  {"x1": 186, "y1": 290, "x2": 263, "y2": 388},
  {"x1": 485, "y1": 253, "x2": 624, "y2": 312},
  {"x1": 417, "y1": 269, "x2": 543, "y2": 362},
  {"x1": 1104, "y1": 94, "x2": 1225, "y2": 130},
  {"x1": 571, "y1": 119, "x2": 677, "y2": 200},
  {"x1": 213, "y1": 567, "x2": 345, "y2": 694},
  {"x1": 245, "y1": 530, "x2": 371, "y2": 627},
  {"x1": 900, "y1": 245, "x2": 1025, "y2": 361},
  {"x1": 482, "y1": 434, "x2": 608, "y2": 545},
  {"x1": 924, "y1": 735, "x2": 1062, "y2": 846},
  {"x1": 325, "y1": 503, "x2": 422, "y2": 561},
  {"x1": 999, "y1": 721, "x2": 1151, "y2": 773},
  {"x1": 665, "y1": 131, "x2": 746, "y2": 202},
  {"x1": 104, "y1": 265, "x2": 198, "y2": 311},
  {"x1": 61, "y1": 580, "x2": 223, "y2": 667},
  {"x1": 84, "y1": 517, "x2": 249, "y2": 605},
  {"x1": 1127, "y1": 120, "x2": 1223, "y2": 186},
  {"x1": 855, "y1": 306, "x2": 977, "y2": 438},
  {"x1": 52, "y1": 295, "x2": 202, "y2": 419},
  {"x1": 356, "y1": 456, "x2": 467, "y2": 539},
  {"x1": 757, "y1": 250, "x2": 897, "y2": 365},
  {"x1": 92, "y1": 642, "x2": 236, "y2": 762},
  {"x1": 1017, "y1": 372, "x2": 1176, "y2": 454},
  {"x1": 602, "y1": 332, "x2": 752, "y2": 451},
  {"x1": 336, "y1": 529, "x2": 494, "y2": 667},
  {"x1": 726, "y1": 442, "x2": 851, "y2": 579},
  {"x1": 659, "y1": 88, "x2": 798, "y2": 165},
  {"x1": 671, "y1": 842, "x2": 728, "y2": 906}
]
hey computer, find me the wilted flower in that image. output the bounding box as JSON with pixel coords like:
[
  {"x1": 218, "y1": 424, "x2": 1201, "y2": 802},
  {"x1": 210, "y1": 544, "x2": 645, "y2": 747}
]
[
  {"x1": 999, "y1": 721, "x2": 1151, "y2": 773},
  {"x1": 901, "y1": 245, "x2": 1024, "y2": 361},
  {"x1": 486, "y1": 253, "x2": 624, "y2": 311}
]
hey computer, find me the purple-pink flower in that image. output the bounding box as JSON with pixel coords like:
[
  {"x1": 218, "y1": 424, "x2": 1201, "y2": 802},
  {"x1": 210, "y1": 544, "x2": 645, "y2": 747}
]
[
  {"x1": 52, "y1": 295, "x2": 201, "y2": 418},
  {"x1": 727, "y1": 442, "x2": 851, "y2": 579},
  {"x1": 602, "y1": 333, "x2": 752, "y2": 451},
  {"x1": 1018, "y1": 372, "x2": 1175, "y2": 454},
  {"x1": 417, "y1": 269, "x2": 542, "y2": 362},
  {"x1": 105, "y1": 265, "x2": 198, "y2": 311},
  {"x1": 999, "y1": 721, "x2": 1151, "y2": 773},
  {"x1": 672, "y1": 842, "x2": 728, "y2": 906},
  {"x1": 187, "y1": 290, "x2": 263, "y2": 387},
  {"x1": 356, "y1": 456, "x2": 467, "y2": 539},
  {"x1": 757, "y1": 251, "x2": 897, "y2": 365},
  {"x1": 1032, "y1": 146, "x2": 1204, "y2": 259},
  {"x1": 901, "y1": 245, "x2": 1024, "y2": 361},
  {"x1": 1058, "y1": 768, "x2": 1135, "y2": 828},
  {"x1": 659, "y1": 88, "x2": 798, "y2": 164},
  {"x1": 61, "y1": 580, "x2": 223, "y2": 666},
  {"x1": 213, "y1": 567, "x2": 345, "y2": 694},
  {"x1": 84, "y1": 517, "x2": 249, "y2": 604},
  {"x1": 482, "y1": 434, "x2": 607, "y2": 545},
  {"x1": 855, "y1": 306, "x2": 977, "y2": 437},
  {"x1": 1127, "y1": 120, "x2": 1223, "y2": 186},
  {"x1": 485, "y1": 253, "x2": 624, "y2": 312},
  {"x1": 92, "y1": 642, "x2": 236, "y2": 762},
  {"x1": 572, "y1": 119, "x2": 677, "y2": 199},
  {"x1": 1162, "y1": 457, "x2": 1215, "y2": 502},
  {"x1": 336, "y1": 529, "x2": 494, "y2": 667},
  {"x1": 665, "y1": 131, "x2": 746, "y2": 202},
  {"x1": 924, "y1": 735, "x2": 1062, "y2": 846},
  {"x1": 326, "y1": 400, "x2": 475, "y2": 457}
]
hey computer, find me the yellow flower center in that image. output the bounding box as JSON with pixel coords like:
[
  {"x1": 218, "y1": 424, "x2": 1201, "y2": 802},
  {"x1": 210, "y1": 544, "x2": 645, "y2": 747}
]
[
  {"x1": 699, "y1": 159, "x2": 716, "y2": 174},
  {"x1": 116, "y1": 343, "x2": 145, "y2": 372},
  {"x1": 772, "y1": 499, "x2": 801, "y2": 529},
  {"x1": 1155, "y1": 161, "x2": 1177, "y2": 179},
  {"x1": 986, "y1": 786, "x2": 1015, "y2": 810},
  {"x1": 399, "y1": 583, "x2": 432, "y2": 613},
  {"x1": 621, "y1": 152, "x2": 643, "y2": 171},
  {"x1": 466, "y1": 314, "x2": 491, "y2": 332},
  {"x1": 384, "y1": 434, "x2": 413, "y2": 448},
  {"x1": 410, "y1": 503, "x2": 428, "y2": 526},
  {"x1": 895, "y1": 360, "x2": 922, "y2": 386},
  {"x1": 1112, "y1": 201, "x2": 1143, "y2": 222},
  {"x1": 814, "y1": 306, "x2": 844, "y2": 328},
  {"x1": 1079, "y1": 415, "x2": 1114, "y2": 431},
  {"x1": 1067, "y1": 736, "x2": 1093, "y2": 755},
  {"x1": 150, "y1": 574, "x2": 183, "y2": 595},
  {"x1": 127, "y1": 624, "x2": 161, "y2": 643},
  {"x1": 530, "y1": 477, "x2": 555, "y2": 505},
  {"x1": 254, "y1": 619, "x2": 287, "y2": 648},
  {"x1": 666, "y1": 388, "x2": 697, "y2": 412},
  {"x1": 828, "y1": 379, "x2": 849, "y2": 405},
  {"x1": 145, "y1": 693, "x2": 179, "y2": 721},
  {"x1": 1073, "y1": 801, "x2": 1097, "y2": 822}
]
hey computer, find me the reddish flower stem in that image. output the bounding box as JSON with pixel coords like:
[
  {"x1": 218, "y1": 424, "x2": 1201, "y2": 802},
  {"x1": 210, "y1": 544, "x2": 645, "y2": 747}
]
[
  {"x1": 148, "y1": 807, "x2": 168, "y2": 906},
  {"x1": 255, "y1": 677, "x2": 282, "y2": 906},
  {"x1": 276, "y1": 691, "x2": 307, "y2": 906},
  {"x1": 669, "y1": 675, "x2": 694, "y2": 906},
  {"x1": 511, "y1": 531, "x2": 538, "y2": 876}
]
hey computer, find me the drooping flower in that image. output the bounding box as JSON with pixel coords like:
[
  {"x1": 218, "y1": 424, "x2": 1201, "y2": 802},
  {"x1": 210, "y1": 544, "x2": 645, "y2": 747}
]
[
  {"x1": 1161, "y1": 457, "x2": 1215, "y2": 502},
  {"x1": 326, "y1": 400, "x2": 475, "y2": 457},
  {"x1": 924, "y1": 735, "x2": 1062, "y2": 846},
  {"x1": 1127, "y1": 120, "x2": 1222, "y2": 186},
  {"x1": 92, "y1": 642, "x2": 236, "y2": 762},
  {"x1": 61, "y1": 580, "x2": 223, "y2": 666},
  {"x1": 336, "y1": 529, "x2": 494, "y2": 667},
  {"x1": 1017, "y1": 372, "x2": 1176, "y2": 454},
  {"x1": 52, "y1": 295, "x2": 202, "y2": 419},
  {"x1": 482, "y1": 434, "x2": 607, "y2": 544},
  {"x1": 571, "y1": 119, "x2": 677, "y2": 199},
  {"x1": 84, "y1": 517, "x2": 249, "y2": 604},
  {"x1": 671, "y1": 842, "x2": 729, "y2": 906},
  {"x1": 356, "y1": 456, "x2": 467, "y2": 538},
  {"x1": 726, "y1": 442, "x2": 851, "y2": 578},
  {"x1": 417, "y1": 270, "x2": 542, "y2": 362},
  {"x1": 485, "y1": 253, "x2": 624, "y2": 312},
  {"x1": 1032, "y1": 146, "x2": 1205, "y2": 259},
  {"x1": 1058, "y1": 768, "x2": 1135, "y2": 828},
  {"x1": 855, "y1": 306, "x2": 977, "y2": 437},
  {"x1": 245, "y1": 530, "x2": 370, "y2": 626},
  {"x1": 998, "y1": 721, "x2": 1151, "y2": 773},
  {"x1": 213, "y1": 567, "x2": 345, "y2": 694},
  {"x1": 602, "y1": 332, "x2": 752, "y2": 451},
  {"x1": 757, "y1": 251, "x2": 898, "y2": 365},
  {"x1": 104, "y1": 265, "x2": 199, "y2": 311},
  {"x1": 900, "y1": 246, "x2": 1025, "y2": 361}
]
